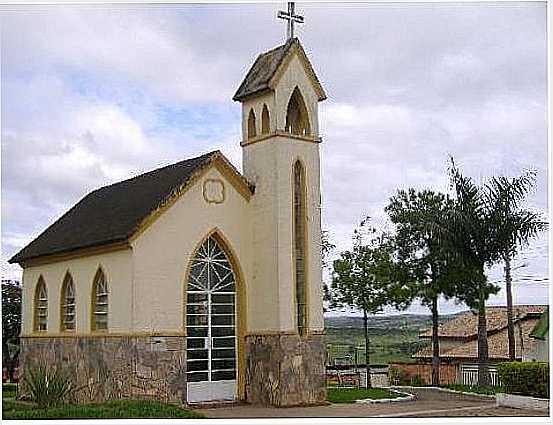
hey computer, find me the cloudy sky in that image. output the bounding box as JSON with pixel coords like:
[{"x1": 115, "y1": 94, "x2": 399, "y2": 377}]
[{"x1": 1, "y1": 2, "x2": 548, "y2": 315}]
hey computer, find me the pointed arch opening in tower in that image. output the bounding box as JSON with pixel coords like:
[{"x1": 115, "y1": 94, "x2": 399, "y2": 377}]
[
  {"x1": 293, "y1": 160, "x2": 308, "y2": 336},
  {"x1": 247, "y1": 108, "x2": 257, "y2": 139},
  {"x1": 261, "y1": 104, "x2": 270, "y2": 134},
  {"x1": 285, "y1": 87, "x2": 311, "y2": 136}
]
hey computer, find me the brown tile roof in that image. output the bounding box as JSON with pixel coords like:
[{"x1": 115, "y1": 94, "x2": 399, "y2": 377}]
[
  {"x1": 415, "y1": 317, "x2": 541, "y2": 361},
  {"x1": 9, "y1": 151, "x2": 253, "y2": 264},
  {"x1": 419, "y1": 305, "x2": 547, "y2": 339},
  {"x1": 233, "y1": 37, "x2": 326, "y2": 102}
]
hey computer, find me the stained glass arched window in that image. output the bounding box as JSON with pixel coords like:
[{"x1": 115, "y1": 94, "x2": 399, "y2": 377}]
[
  {"x1": 92, "y1": 269, "x2": 108, "y2": 331},
  {"x1": 61, "y1": 273, "x2": 76, "y2": 332},
  {"x1": 293, "y1": 160, "x2": 307, "y2": 335},
  {"x1": 34, "y1": 277, "x2": 48, "y2": 332}
]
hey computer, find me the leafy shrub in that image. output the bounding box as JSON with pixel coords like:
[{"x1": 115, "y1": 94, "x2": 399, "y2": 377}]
[
  {"x1": 497, "y1": 362, "x2": 549, "y2": 399},
  {"x1": 409, "y1": 374, "x2": 423, "y2": 387},
  {"x1": 23, "y1": 362, "x2": 72, "y2": 408},
  {"x1": 388, "y1": 367, "x2": 407, "y2": 385}
]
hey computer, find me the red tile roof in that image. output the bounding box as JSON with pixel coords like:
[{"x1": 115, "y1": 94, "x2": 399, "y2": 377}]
[{"x1": 419, "y1": 305, "x2": 547, "y2": 339}]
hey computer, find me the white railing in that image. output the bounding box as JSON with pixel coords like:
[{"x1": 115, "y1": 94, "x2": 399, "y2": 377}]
[{"x1": 460, "y1": 364, "x2": 500, "y2": 387}]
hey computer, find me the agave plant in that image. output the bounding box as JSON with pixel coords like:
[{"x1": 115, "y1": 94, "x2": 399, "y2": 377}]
[{"x1": 23, "y1": 361, "x2": 72, "y2": 408}]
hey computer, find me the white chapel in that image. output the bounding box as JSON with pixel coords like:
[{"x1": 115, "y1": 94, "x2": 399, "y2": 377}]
[{"x1": 11, "y1": 10, "x2": 328, "y2": 407}]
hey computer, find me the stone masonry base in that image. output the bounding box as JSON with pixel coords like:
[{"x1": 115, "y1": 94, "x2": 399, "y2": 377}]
[
  {"x1": 19, "y1": 336, "x2": 186, "y2": 404},
  {"x1": 244, "y1": 333, "x2": 326, "y2": 406}
]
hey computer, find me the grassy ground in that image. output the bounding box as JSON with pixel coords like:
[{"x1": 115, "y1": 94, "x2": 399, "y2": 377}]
[
  {"x1": 2, "y1": 399, "x2": 206, "y2": 420},
  {"x1": 327, "y1": 387, "x2": 402, "y2": 403},
  {"x1": 2, "y1": 384, "x2": 205, "y2": 420},
  {"x1": 325, "y1": 327, "x2": 428, "y2": 364},
  {"x1": 442, "y1": 384, "x2": 500, "y2": 395},
  {"x1": 2, "y1": 383, "x2": 17, "y2": 399}
]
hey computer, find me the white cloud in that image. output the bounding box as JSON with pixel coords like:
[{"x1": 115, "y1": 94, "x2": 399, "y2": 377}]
[{"x1": 1, "y1": 3, "x2": 548, "y2": 313}]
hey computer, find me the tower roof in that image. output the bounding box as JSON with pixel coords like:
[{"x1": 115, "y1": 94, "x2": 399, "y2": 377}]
[{"x1": 233, "y1": 37, "x2": 326, "y2": 102}]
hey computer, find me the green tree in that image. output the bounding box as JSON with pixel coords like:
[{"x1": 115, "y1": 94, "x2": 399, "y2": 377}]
[
  {"x1": 328, "y1": 219, "x2": 409, "y2": 388},
  {"x1": 2, "y1": 279, "x2": 22, "y2": 382},
  {"x1": 485, "y1": 171, "x2": 547, "y2": 360},
  {"x1": 385, "y1": 189, "x2": 456, "y2": 386},
  {"x1": 322, "y1": 230, "x2": 336, "y2": 308},
  {"x1": 447, "y1": 160, "x2": 503, "y2": 387}
]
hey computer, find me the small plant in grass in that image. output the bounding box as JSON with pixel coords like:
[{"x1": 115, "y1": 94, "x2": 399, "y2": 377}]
[{"x1": 23, "y1": 361, "x2": 72, "y2": 408}]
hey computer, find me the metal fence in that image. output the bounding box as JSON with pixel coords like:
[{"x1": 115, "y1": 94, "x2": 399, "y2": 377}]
[{"x1": 460, "y1": 363, "x2": 500, "y2": 387}]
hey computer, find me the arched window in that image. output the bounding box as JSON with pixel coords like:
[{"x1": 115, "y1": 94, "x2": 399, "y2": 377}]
[
  {"x1": 285, "y1": 87, "x2": 311, "y2": 136},
  {"x1": 261, "y1": 104, "x2": 270, "y2": 134},
  {"x1": 91, "y1": 269, "x2": 108, "y2": 331},
  {"x1": 34, "y1": 277, "x2": 48, "y2": 332},
  {"x1": 60, "y1": 273, "x2": 76, "y2": 332},
  {"x1": 247, "y1": 108, "x2": 257, "y2": 139},
  {"x1": 293, "y1": 161, "x2": 307, "y2": 336}
]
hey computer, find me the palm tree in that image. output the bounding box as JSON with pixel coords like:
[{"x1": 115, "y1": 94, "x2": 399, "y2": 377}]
[
  {"x1": 485, "y1": 172, "x2": 548, "y2": 360},
  {"x1": 447, "y1": 160, "x2": 503, "y2": 387}
]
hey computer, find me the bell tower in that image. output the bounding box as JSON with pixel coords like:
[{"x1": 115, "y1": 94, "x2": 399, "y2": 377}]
[{"x1": 233, "y1": 34, "x2": 327, "y2": 406}]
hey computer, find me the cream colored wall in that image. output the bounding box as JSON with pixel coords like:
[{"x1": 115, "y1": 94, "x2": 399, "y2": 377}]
[
  {"x1": 241, "y1": 49, "x2": 325, "y2": 333},
  {"x1": 241, "y1": 91, "x2": 275, "y2": 139},
  {"x1": 243, "y1": 138, "x2": 324, "y2": 333},
  {"x1": 523, "y1": 334, "x2": 549, "y2": 362},
  {"x1": 21, "y1": 249, "x2": 133, "y2": 335},
  {"x1": 130, "y1": 166, "x2": 254, "y2": 333},
  {"x1": 273, "y1": 53, "x2": 320, "y2": 137}
]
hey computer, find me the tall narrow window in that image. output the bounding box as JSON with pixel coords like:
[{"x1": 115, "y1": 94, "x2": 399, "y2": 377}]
[
  {"x1": 91, "y1": 269, "x2": 108, "y2": 331},
  {"x1": 60, "y1": 273, "x2": 76, "y2": 332},
  {"x1": 285, "y1": 87, "x2": 311, "y2": 136},
  {"x1": 293, "y1": 161, "x2": 307, "y2": 335},
  {"x1": 34, "y1": 277, "x2": 48, "y2": 332},
  {"x1": 261, "y1": 104, "x2": 270, "y2": 134},
  {"x1": 247, "y1": 109, "x2": 257, "y2": 139}
]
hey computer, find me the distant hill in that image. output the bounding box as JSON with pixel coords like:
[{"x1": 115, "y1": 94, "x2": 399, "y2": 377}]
[{"x1": 324, "y1": 313, "x2": 461, "y2": 333}]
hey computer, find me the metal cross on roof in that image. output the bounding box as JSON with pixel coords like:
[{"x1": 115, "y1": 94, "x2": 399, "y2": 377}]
[{"x1": 277, "y1": 2, "x2": 304, "y2": 41}]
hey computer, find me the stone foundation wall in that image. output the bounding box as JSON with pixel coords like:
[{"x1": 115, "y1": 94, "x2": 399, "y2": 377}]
[
  {"x1": 244, "y1": 332, "x2": 326, "y2": 406},
  {"x1": 19, "y1": 336, "x2": 186, "y2": 404}
]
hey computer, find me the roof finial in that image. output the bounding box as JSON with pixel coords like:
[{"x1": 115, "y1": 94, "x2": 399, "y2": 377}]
[{"x1": 277, "y1": 2, "x2": 304, "y2": 41}]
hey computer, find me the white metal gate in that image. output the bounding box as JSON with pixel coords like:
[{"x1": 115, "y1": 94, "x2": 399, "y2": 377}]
[
  {"x1": 460, "y1": 363, "x2": 499, "y2": 387},
  {"x1": 186, "y1": 236, "x2": 237, "y2": 403}
]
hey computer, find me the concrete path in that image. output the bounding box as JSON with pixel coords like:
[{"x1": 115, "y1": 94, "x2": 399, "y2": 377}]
[{"x1": 200, "y1": 388, "x2": 548, "y2": 418}]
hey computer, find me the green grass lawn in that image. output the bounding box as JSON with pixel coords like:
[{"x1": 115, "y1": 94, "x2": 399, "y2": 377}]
[
  {"x1": 2, "y1": 383, "x2": 17, "y2": 399},
  {"x1": 442, "y1": 384, "x2": 499, "y2": 395},
  {"x1": 327, "y1": 387, "x2": 402, "y2": 403},
  {"x1": 2, "y1": 395, "x2": 205, "y2": 419},
  {"x1": 325, "y1": 327, "x2": 427, "y2": 364}
]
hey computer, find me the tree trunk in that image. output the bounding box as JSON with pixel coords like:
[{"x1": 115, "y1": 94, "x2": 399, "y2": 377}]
[
  {"x1": 477, "y1": 296, "x2": 491, "y2": 387},
  {"x1": 363, "y1": 309, "x2": 372, "y2": 388},
  {"x1": 431, "y1": 296, "x2": 440, "y2": 386},
  {"x1": 504, "y1": 254, "x2": 516, "y2": 361}
]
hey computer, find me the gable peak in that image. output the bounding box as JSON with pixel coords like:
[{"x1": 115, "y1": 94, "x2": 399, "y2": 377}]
[{"x1": 233, "y1": 38, "x2": 326, "y2": 102}]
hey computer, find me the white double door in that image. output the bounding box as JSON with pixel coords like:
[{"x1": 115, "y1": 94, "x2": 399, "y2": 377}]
[{"x1": 185, "y1": 236, "x2": 238, "y2": 403}]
